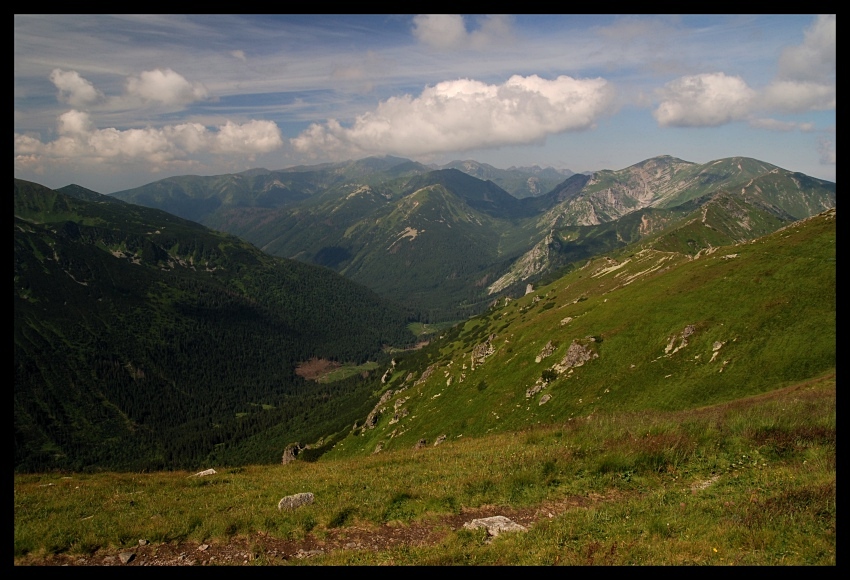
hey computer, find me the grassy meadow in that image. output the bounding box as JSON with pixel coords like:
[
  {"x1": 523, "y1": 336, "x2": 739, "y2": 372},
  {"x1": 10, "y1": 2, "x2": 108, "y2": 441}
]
[{"x1": 15, "y1": 371, "x2": 834, "y2": 565}]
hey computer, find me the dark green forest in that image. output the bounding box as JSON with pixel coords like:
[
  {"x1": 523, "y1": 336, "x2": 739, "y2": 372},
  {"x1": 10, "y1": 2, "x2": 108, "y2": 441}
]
[{"x1": 14, "y1": 179, "x2": 414, "y2": 472}]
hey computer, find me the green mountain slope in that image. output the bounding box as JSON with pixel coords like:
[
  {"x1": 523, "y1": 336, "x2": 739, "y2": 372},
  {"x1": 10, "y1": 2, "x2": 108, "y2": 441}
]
[
  {"x1": 324, "y1": 207, "x2": 835, "y2": 460},
  {"x1": 440, "y1": 159, "x2": 573, "y2": 198},
  {"x1": 109, "y1": 155, "x2": 835, "y2": 323},
  {"x1": 14, "y1": 179, "x2": 415, "y2": 472}
]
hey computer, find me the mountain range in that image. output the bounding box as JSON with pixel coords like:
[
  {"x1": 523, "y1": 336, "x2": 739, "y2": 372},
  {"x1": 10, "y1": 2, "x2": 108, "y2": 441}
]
[{"x1": 112, "y1": 155, "x2": 835, "y2": 322}]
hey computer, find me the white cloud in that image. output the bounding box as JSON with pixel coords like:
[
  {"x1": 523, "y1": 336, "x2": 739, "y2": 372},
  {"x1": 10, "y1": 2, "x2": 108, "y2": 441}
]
[
  {"x1": 778, "y1": 14, "x2": 835, "y2": 83},
  {"x1": 412, "y1": 14, "x2": 514, "y2": 51},
  {"x1": 125, "y1": 68, "x2": 208, "y2": 106},
  {"x1": 49, "y1": 69, "x2": 103, "y2": 107},
  {"x1": 761, "y1": 80, "x2": 835, "y2": 113},
  {"x1": 653, "y1": 73, "x2": 755, "y2": 127},
  {"x1": 14, "y1": 111, "x2": 282, "y2": 171},
  {"x1": 291, "y1": 75, "x2": 615, "y2": 159},
  {"x1": 748, "y1": 118, "x2": 815, "y2": 132},
  {"x1": 231, "y1": 50, "x2": 247, "y2": 61}
]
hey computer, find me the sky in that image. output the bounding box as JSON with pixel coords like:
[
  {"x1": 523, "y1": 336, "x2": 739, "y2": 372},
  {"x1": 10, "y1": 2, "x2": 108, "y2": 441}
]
[{"x1": 14, "y1": 14, "x2": 835, "y2": 194}]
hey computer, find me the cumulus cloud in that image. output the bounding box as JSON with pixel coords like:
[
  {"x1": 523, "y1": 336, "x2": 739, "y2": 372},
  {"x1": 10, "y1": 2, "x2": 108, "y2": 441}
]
[
  {"x1": 49, "y1": 69, "x2": 103, "y2": 107},
  {"x1": 125, "y1": 68, "x2": 208, "y2": 106},
  {"x1": 412, "y1": 14, "x2": 514, "y2": 50},
  {"x1": 291, "y1": 74, "x2": 615, "y2": 159},
  {"x1": 653, "y1": 16, "x2": 835, "y2": 128},
  {"x1": 653, "y1": 73, "x2": 755, "y2": 127},
  {"x1": 14, "y1": 110, "x2": 282, "y2": 170},
  {"x1": 778, "y1": 14, "x2": 835, "y2": 83}
]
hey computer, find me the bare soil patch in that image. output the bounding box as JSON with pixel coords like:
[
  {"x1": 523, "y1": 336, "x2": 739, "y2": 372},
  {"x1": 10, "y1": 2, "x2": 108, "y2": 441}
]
[{"x1": 294, "y1": 358, "x2": 341, "y2": 381}]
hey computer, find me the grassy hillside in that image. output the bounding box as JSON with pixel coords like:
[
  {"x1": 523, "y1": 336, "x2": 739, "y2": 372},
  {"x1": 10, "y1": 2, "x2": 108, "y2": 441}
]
[
  {"x1": 14, "y1": 372, "x2": 834, "y2": 565},
  {"x1": 325, "y1": 208, "x2": 835, "y2": 458},
  {"x1": 14, "y1": 205, "x2": 834, "y2": 565}
]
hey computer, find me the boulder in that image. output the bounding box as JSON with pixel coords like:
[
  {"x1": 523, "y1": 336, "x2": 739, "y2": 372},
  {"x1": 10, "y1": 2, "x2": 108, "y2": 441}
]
[
  {"x1": 193, "y1": 468, "x2": 216, "y2": 477},
  {"x1": 281, "y1": 443, "x2": 303, "y2": 465},
  {"x1": 463, "y1": 516, "x2": 527, "y2": 536},
  {"x1": 278, "y1": 492, "x2": 315, "y2": 511},
  {"x1": 433, "y1": 434, "x2": 447, "y2": 446},
  {"x1": 413, "y1": 438, "x2": 427, "y2": 449}
]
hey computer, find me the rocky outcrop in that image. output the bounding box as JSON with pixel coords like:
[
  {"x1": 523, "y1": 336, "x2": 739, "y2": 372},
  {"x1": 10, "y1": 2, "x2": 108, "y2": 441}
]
[
  {"x1": 665, "y1": 324, "x2": 695, "y2": 355},
  {"x1": 413, "y1": 439, "x2": 427, "y2": 449},
  {"x1": 193, "y1": 469, "x2": 216, "y2": 477},
  {"x1": 359, "y1": 389, "x2": 395, "y2": 433},
  {"x1": 535, "y1": 340, "x2": 557, "y2": 363},
  {"x1": 278, "y1": 492, "x2": 314, "y2": 510},
  {"x1": 282, "y1": 443, "x2": 303, "y2": 465},
  {"x1": 553, "y1": 339, "x2": 598, "y2": 374},
  {"x1": 471, "y1": 335, "x2": 497, "y2": 369},
  {"x1": 433, "y1": 434, "x2": 447, "y2": 446},
  {"x1": 414, "y1": 364, "x2": 437, "y2": 387},
  {"x1": 388, "y1": 407, "x2": 409, "y2": 425}
]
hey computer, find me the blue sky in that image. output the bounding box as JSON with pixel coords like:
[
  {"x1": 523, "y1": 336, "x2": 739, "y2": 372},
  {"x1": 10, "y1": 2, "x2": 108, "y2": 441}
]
[{"x1": 14, "y1": 14, "x2": 835, "y2": 193}]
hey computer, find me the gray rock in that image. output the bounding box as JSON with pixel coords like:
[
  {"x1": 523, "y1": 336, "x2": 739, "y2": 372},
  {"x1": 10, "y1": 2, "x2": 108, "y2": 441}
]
[
  {"x1": 193, "y1": 468, "x2": 216, "y2": 477},
  {"x1": 118, "y1": 552, "x2": 135, "y2": 564},
  {"x1": 433, "y1": 434, "x2": 447, "y2": 446},
  {"x1": 413, "y1": 438, "x2": 427, "y2": 449},
  {"x1": 539, "y1": 394, "x2": 552, "y2": 405},
  {"x1": 553, "y1": 340, "x2": 598, "y2": 373},
  {"x1": 463, "y1": 515, "x2": 527, "y2": 536},
  {"x1": 281, "y1": 443, "x2": 303, "y2": 465},
  {"x1": 198, "y1": 544, "x2": 209, "y2": 551},
  {"x1": 278, "y1": 492, "x2": 315, "y2": 510},
  {"x1": 138, "y1": 539, "x2": 148, "y2": 546}
]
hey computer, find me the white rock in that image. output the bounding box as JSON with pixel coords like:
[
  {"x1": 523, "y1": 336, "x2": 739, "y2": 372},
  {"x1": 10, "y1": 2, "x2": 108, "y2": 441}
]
[{"x1": 463, "y1": 515, "x2": 527, "y2": 536}]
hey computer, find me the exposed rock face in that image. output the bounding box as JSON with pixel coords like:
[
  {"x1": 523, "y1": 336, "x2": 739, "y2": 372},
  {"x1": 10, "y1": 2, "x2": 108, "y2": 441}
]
[
  {"x1": 388, "y1": 407, "x2": 409, "y2": 425},
  {"x1": 414, "y1": 364, "x2": 437, "y2": 386},
  {"x1": 526, "y1": 379, "x2": 546, "y2": 399},
  {"x1": 359, "y1": 389, "x2": 395, "y2": 433},
  {"x1": 535, "y1": 340, "x2": 557, "y2": 363},
  {"x1": 471, "y1": 334, "x2": 497, "y2": 369},
  {"x1": 282, "y1": 443, "x2": 303, "y2": 465},
  {"x1": 665, "y1": 324, "x2": 696, "y2": 355},
  {"x1": 553, "y1": 340, "x2": 598, "y2": 374},
  {"x1": 277, "y1": 492, "x2": 314, "y2": 510},
  {"x1": 463, "y1": 516, "x2": 527, "y2": 536}
]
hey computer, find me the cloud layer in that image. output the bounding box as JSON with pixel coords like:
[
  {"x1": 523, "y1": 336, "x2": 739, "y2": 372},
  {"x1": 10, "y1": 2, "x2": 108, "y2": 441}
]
[
  {"x1": 292, "y1": 74, "x2": 615, "y2": 158},
  {"x1": 16, "y1": 66, "x2": 281, "y2": 174},
  {"x1": 15, "y1": 111, "x2": 282, "y2": 171},
  {"x1": 412, "y1": 14, "x2": 514, "y2": 50},
  {"x1": 653, "y1": 15, "x2": 835, "y2": 128}
]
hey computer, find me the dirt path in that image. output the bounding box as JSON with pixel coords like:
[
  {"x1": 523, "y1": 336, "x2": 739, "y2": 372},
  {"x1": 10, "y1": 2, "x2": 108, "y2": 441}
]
[{"x1": 16, "y1": 494, "x2": 615, "y2": 566}]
